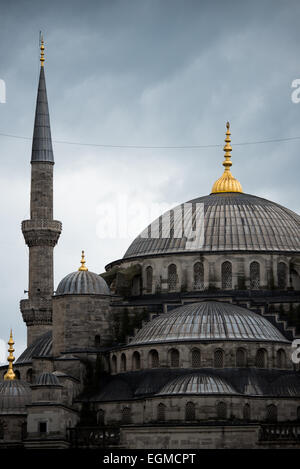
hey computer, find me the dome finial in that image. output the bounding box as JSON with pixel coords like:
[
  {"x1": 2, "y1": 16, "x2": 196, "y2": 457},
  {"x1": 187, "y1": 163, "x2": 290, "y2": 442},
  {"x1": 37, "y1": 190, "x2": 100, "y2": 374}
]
[
  {"x1": 40, "y1": 31, "x2": 45, "y2": 67},
  {"x1": 78, "y1": 250, "x2": 88, "y2": 271},
  {"x1": 4, "y1": 330, "x2": 16, "y2": 381},
  {"x1": 211, "y1": 122, "x2": 243, "y2": 194}
]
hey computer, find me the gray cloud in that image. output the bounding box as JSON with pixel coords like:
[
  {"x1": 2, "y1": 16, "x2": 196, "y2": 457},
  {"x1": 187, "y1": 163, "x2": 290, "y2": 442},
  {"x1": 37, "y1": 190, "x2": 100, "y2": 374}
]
[{"x1": 0, "y1": 0, "x2": 300, "y2": 360}]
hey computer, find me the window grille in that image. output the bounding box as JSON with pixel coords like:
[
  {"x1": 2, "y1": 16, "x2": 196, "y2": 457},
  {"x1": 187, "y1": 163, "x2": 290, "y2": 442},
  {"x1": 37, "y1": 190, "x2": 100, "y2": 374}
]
[
  {"x1": 185, "y1": 402, "x2": 196, "y2": 421},
  {"x1": 191, "y1": 349, "x2": 201, "y2": 368},
  {"x1": 193, "y1": 262, "x2": 204, "y2": 290},
  {"x1": 255, "y1": 349, "x2": 267, "y2": 368},
  {"x1": 278, "y1": 262, "x2": 287, "y2": 289},
  {"x1": 221, "y1": 261, "x2": 232, "y2": 289},
  {"x1": 214, "y1": 349, "x2": 224, "y2": 368},
  {"x1": 168, "y1": 264, "x2": 177, "y2": 291},
  {"x1": 250, "y1": 261, "x2": 260, "y2": 289},
  {"x1": 146, "y1": 266, "x2": 153, "y2": 293}
]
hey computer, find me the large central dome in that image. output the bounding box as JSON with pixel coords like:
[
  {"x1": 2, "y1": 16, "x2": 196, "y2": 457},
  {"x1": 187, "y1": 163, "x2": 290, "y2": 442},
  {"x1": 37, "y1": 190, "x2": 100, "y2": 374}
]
[{"x1": 124, "y1": 192, "x2": 300, "y2": 259}]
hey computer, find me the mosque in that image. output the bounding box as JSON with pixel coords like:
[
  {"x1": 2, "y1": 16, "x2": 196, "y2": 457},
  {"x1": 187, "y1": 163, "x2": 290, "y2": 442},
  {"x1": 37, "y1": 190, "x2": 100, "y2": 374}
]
[{"x1": 0, "y1": 39, "x2": 300, "y2": 449}]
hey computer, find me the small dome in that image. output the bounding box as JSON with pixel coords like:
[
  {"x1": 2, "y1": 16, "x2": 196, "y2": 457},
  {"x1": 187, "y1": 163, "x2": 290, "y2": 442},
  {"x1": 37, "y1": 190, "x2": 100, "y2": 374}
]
[
  {"x1": 56, "y1": 270, "x2": 110, "y2": 296},
  {"x1": 158, "y1": 373, "x2": 237, "y2": 396},
  {"x1": 130, "y1": 301, "x2": 288, "y2": 345},
  {"x1": 34, "y1": 372, "x2": 60, "y2": 386},
  {"x1": 0, "y1": 380, "x2": 31, "y2": 414}
]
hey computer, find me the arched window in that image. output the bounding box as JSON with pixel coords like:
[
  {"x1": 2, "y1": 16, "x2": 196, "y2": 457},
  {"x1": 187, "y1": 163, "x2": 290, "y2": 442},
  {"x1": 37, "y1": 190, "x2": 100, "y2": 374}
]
[
  {"x1": 214, "y1": 349, "x2": 224, "y2": 368},
  {"x1": 132, "y1": 275, "x2": 141, "y2": 296},
  {"x1": 149, "y1": 350, "x2": 159, "y2": 368},
  {"x1": 250, "y1": 261, "x2": 260, "y2": 289},
  {"x1": 217, "y1": 402, "x2": 227, "y2": 419},
  {"x1": 193, "y1": 262, "x2": 204, "y2": 290},
  {"x1": 157, "y1": 403, "x2": 166, "y2": 422},
  {"x1": 0, "y1": 421, "x2": 4, "y2": 440},
  {"x1": 276, "y1": 349, "x2": 286, "y2": 369},
  {"x1": 278, "y1": 262, "x2": 287, "y2": 289},
  {"x1": 185, "y1": 402, "x2": 195, "y2": 421},
  {"x1": 132, "y1": 351, "x2": 141, "y2": 370},
  {"x1": 221, "y1": 261, "x2": 232, "y2": 290},
  {"x1": 243, "y1": 403, "x2": 251, "y2": 421},
  {"x1": 169, "y1": 348, "x2": 179, "y2": 367},
  {"x1": 146, "y1": 266, "x2": 153, "y2": 293},
  {"x1": 255, "y1": 349, "x2": 267, "y2": 368},
  {"x1": 95, "y1": 335, "x2": 101, "y2": 347},
  {"x1": 266, "y1": 404, "x2": 277, "y2": 423},
  {"x1": 236, "y1": 348, "x2": 246, "y2": 367},
  {"x1": 97, "y1": 409, "x2": 105, "y2": 425},
  {"x1": 26, "y1": 369, "x2": 33, "y2": 383},
  {"x1": 120, "y1": 353, "x2": 127, "y2": 372},
  {"x1": 111, "y1": 355, "x2": 117, "y2": 373},
  {"x1": 168, "y1": 264, "x2": 177, "y2": 291},
  {"x1": 191, "y1": 349, "x2": 201, "y2": 368},
  {"x1": 121, "y1": 407, "x2": 131, "y2": 424}
]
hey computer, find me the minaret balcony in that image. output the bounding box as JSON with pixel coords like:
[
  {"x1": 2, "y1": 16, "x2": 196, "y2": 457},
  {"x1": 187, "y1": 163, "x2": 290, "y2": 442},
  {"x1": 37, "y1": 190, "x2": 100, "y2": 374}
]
[
  {"x1": 22, "y1": 219, "x2": 62, "y2": 247},
  {"x1": 20, "y1": 298, "x2": 52, "y2": 326}
]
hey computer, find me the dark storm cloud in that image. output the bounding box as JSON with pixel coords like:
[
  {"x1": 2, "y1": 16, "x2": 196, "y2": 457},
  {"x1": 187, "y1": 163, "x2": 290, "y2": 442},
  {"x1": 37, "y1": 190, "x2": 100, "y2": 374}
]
[{"x1": 0, "y1": 0, "x2": 299, "y2": 358}]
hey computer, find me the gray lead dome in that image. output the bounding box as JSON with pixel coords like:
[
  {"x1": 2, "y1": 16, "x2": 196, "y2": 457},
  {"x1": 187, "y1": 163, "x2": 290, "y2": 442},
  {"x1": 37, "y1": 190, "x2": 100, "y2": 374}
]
[
  {"x1": 130, "y1": 301, "x2": 288, "y2": 345},
  {"x1": 124, "y1": 192, "x2": 300, "y2": 258},
  {"x1": 0, "y1": 380, "x2": 31, "y2": 414},
  {"x1": 56, "y1": 270, "x2": 110, "y2": 296},
  {"x1": 158, "y1": 374, "x2": 237, "y2": 396}
]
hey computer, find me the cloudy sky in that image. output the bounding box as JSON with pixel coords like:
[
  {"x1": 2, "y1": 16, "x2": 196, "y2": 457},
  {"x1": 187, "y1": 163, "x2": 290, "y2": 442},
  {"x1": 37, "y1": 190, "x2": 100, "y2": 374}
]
[{"x1": 0, "y1": 0, "x2": 300, "y2": 360}]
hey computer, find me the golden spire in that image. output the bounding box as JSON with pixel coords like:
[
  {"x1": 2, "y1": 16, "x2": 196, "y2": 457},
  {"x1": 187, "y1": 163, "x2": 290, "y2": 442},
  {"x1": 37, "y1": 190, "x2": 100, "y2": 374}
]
[
  {"x1": 40, "y1": 32, "x2": 45, "y2": 67},
  {"x1": 78, "y1": 250, "x2": 88, "y2": 271},
  {"x1": 211, "y1": 122, "x2": 243, "y2": 194},
  {"x1": 4, "y1": 330, "x2": 16, "y2": 381}
]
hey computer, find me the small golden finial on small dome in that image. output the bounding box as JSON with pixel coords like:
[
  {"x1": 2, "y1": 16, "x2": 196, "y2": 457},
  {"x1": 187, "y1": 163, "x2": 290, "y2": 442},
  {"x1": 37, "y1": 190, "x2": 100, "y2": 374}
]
[
  {"x1": 40, "y1": 32, "x2": 45, "y2": 67},
  {"x1": 78, "y1": 250, "x2": 88, "y2": 271},
  {"x1": 211, "y1": 122, "x2": 243, "y2": 194},
  {"x1": 4, "y1": 330, "x2": 16, "y2": 381}
]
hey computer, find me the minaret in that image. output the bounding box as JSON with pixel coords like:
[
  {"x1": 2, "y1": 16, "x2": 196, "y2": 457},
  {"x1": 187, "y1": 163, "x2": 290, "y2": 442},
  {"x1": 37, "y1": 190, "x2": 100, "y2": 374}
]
[{"x1": 20, "y1": 35, "x2": 62, "y2": 346}]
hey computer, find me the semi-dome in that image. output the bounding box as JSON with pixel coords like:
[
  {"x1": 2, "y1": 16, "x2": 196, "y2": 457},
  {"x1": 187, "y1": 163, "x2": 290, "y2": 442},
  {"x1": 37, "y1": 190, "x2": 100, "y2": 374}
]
[
  {"x1": 158, "y1": 373, "x2": 237, "y2": 396},
  {"x1": 16, "y1": 331, "x2": 52, "y2": 364},
  {"x1": 56, "y1": 251, "x2": 110, "y2": 296},
  {"x1": 34, "y1": 372, "x2": 61, "y2": 386},
  {"x1": 130, "y1": 301, "x2": 288, "y2": 345},
  {"x1": 0, "y1": 380, "x2": 31, "y2": 414}
]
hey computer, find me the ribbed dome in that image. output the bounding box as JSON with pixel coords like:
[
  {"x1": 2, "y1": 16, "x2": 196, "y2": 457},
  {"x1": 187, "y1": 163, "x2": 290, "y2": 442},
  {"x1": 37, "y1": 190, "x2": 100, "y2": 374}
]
[
  {"x1": 34, "y1": 372, "x2": 60, "y2": 386},
  {"x1": 56, "y1": 270, "x2": 110, "y2": 296},
  {"x1": 130, "y1": 301, "x2": 288, "y2": 345},
  {"x1": 0, "y1": 380, "x2": 31, "y2": 414},
  {"x1": 158, "y1": 373, "x2": 237, "y2": 395},
  {"x1": 16, "y1": 331, "x2": 52, "y2": 364},
  {"x1": 123, "y1": 192, "x2": 300, "y2": 258}
]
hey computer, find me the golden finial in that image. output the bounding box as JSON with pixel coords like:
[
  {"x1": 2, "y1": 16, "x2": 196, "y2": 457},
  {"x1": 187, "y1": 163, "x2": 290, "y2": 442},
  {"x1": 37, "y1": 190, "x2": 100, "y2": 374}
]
[
  {"x1": 4, "y1": 330, "x2": 16, "y2": 381},
  {"x1": 40, "y1": 32, "x2": 45, "y2": 67},
  {"x1": 78, "y1": 250, "x2": 88, "y2": 271},
  {"x1": 211, "y1": 122, "x2": 243, "y2": 194}
]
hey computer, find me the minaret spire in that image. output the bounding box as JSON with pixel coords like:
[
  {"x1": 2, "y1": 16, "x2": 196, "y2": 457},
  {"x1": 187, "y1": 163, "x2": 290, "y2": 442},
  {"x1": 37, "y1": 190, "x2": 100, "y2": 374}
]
[
  {"x1": 4, "y1": 330, "x2": 16, "y2": 381},
  {"x1": 78, "y1": 250, "x2": 88, "y2": 271},
  {"x1": 40, "y1": 32, "x2": 45, "y2": 67},
  {"x1": 20, "y1": 36, "x2": 62, "y2": 346},
  {"x1": 31, "y1": 33, "x2": 54, "y2": 164},
  {"x1": 211, "y1": 122, "x2": 243, "y2": 194}
]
